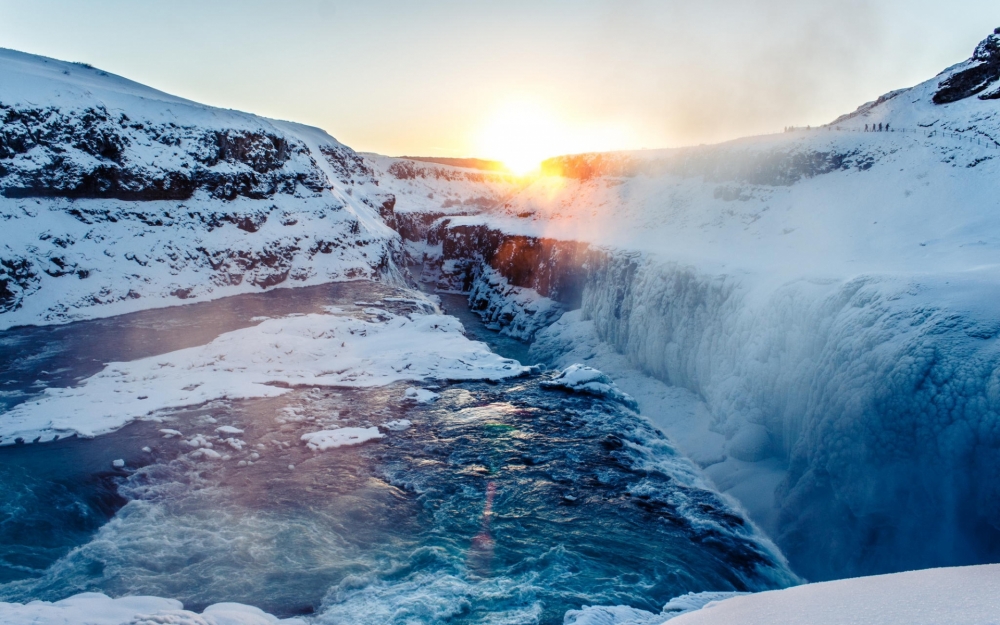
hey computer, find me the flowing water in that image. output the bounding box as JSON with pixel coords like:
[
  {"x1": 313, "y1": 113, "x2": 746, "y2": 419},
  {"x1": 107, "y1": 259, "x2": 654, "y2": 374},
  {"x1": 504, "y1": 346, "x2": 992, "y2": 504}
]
[{"x1": 0, "y1": 283, "x2": 794, "y2": 623}]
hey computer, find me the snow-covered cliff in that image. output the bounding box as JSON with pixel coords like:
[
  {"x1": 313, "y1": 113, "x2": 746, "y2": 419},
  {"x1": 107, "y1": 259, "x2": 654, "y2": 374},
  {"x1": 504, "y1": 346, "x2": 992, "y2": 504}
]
[
  {"x1": 0, "y1": 48, "x2": 400, "y2": 329},
  {"x1": 382, "y1": 29, "x2": 1000, "y2": 581}
]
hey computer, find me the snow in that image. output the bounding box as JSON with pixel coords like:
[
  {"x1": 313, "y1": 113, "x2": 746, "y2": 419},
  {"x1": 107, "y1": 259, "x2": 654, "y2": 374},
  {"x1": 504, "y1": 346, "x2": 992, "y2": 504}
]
[
  {"x1": 541, "y1": 364, "x2": 639, "y2": 410},
  {"x1": 380, "y1": 30, "x2": 1000, "y2": 580},
  {"x1": 569, "y1": 564, "x2": 1000, "y2": 625},
  {"x1": 364, "y1": 154, "x2": 522, "y2": 225},
  {"x1": 0, "y1": 592, "x2": 305, "y2": 625},
  {"x1": 0, "y1": 47, "x2": 400, "y2": 329},
  {"x1": 382, "y1": 419, "x2": 413, "y2": 431},
  {"x1": 301, "y1": 427, "x2": 384, "y2": 451},
  {"x1": 566, "y1": 592, "x2": 744, "y2": 625},
  {"x1": 0, "y1": 310, "x2": 529, "y2": 445},
  {"x1": 404, "y1": 386, "x2": 440, "y2": 403}
]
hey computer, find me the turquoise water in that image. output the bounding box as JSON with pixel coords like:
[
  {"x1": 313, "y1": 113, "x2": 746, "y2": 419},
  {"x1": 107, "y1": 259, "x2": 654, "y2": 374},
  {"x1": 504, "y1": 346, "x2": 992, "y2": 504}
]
[{"x1": 0, "y1": 286, "x2": 794, "y2": 623}]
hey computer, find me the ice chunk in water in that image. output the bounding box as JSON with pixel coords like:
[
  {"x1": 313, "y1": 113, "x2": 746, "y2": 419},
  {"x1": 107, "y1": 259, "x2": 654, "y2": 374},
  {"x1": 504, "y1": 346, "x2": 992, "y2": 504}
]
[
  {"x1": 404, "y1": 387, "x2": 440, "y2": 403},
  {"x1": 301, "y1": 427, "x2": 384, "y2": 451},
  {"x1": 541, "y1": 364, "x2": 639, "y2": 410}
]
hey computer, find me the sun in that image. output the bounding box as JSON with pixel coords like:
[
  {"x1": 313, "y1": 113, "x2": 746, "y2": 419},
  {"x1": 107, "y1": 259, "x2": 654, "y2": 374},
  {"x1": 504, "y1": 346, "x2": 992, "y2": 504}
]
[
  {"x1": 475, "y1": 100, "x2": 565, "y2": 175},
  {"x1": 474, "y1": 99, "x2": 639, "y2": 176}
]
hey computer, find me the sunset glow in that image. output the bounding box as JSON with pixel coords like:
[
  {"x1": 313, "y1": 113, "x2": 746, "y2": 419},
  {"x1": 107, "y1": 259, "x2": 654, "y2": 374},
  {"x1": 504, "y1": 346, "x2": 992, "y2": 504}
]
[{"x1": 474, "y1": 99, "x2": 636, "y2": 175}]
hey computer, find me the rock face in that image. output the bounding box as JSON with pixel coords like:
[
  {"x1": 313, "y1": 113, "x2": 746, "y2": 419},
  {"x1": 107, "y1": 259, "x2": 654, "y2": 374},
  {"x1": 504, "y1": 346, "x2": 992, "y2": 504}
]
[
  {"x1": 933, "y1": 30, "x2": 1000, "y2": 104},
  {"x1": 0, "y1": 49, "x2": 400, "y2": 327},
  {"x1": 0, "y1": 106, "x2": 323, "y2": 201}
]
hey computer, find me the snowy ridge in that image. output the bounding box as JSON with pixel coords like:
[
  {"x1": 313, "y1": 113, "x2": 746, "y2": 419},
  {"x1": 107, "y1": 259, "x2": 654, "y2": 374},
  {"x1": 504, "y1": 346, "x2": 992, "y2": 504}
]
[{"x1": 0, "y1": 48, "x2": 401, "y2": 328}]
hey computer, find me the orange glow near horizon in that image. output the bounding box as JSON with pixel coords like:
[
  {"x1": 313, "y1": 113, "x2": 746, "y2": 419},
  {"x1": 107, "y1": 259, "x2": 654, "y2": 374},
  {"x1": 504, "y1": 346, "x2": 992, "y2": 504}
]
[{"x1": 474, "y1": 99, "x2": 637, "y2": 176}]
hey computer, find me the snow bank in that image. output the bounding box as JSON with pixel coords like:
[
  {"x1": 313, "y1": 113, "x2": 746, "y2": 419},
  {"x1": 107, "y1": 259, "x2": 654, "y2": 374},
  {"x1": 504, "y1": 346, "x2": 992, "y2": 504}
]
[
  {"x1": 541, "y1": 364, "x2": 639, "y2": 410},
  {"x1": 678, "y1": 564, "x2": 1000, "y2": 625},
  {"x1": 568, "y1": 564, "x2": 1000, "y2": 625},
  {"x1": 0, "y1": 592, "x2": 305, "y2": 625},
  {"x1": 301, "y1": 427, "x2": 384, "y2": 451},
  {"x1": 565, "y1": 592, "x2": 744, "y2": 625},
  {"x1": 0, "y1": 310, "x2": 529, "y2": 444}
]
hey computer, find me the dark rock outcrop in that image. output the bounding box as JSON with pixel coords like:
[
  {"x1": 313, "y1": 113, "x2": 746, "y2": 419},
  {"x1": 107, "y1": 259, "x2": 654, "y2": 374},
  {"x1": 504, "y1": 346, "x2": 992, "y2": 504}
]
[
  {"x1": 427, "y1": 219, "x2": 593, "y2": 308},
  {"x1": 0, "y1": 104, "x2": 329, "y2": 201},
  {"x1": 933, "y1": 31, "x2": 1000, "y2": 104}
]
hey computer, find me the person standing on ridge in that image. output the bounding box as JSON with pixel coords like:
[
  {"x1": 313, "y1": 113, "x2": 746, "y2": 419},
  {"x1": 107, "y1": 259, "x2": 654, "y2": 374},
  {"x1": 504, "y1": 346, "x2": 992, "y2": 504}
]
[{"x1": 865, "y1": 124, "x2": 869, "y2": 132}]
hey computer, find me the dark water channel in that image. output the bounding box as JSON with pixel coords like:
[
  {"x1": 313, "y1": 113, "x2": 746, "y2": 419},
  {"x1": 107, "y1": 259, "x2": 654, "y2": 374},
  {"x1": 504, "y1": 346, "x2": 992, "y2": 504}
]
[{"x1": 0, "y1": 282, "x2": 794, "y2": 623}]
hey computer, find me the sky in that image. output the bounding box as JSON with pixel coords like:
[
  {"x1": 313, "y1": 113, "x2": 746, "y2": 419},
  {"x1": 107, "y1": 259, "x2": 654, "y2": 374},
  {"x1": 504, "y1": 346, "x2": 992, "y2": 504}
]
[{"x1": 1, "y1": 0, "x2": 998, "y2": 166}]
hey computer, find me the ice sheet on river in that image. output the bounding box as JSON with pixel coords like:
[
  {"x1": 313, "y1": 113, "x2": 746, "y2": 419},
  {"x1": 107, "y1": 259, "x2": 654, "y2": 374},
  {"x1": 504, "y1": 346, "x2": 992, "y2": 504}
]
[{"x1": 0, "y1": 310, "x2": 529, "y2": 444}]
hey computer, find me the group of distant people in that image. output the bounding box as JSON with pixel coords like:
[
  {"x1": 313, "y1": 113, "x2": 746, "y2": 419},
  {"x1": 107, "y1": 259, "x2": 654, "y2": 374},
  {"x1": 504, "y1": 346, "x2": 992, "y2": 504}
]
[{"x1": 784, "y1": 123, "x2": 892, "y2": 133}]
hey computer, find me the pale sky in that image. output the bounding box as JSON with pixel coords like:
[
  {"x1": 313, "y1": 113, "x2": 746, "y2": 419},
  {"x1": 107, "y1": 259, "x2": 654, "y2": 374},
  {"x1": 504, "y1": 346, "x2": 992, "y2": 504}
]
[{"x1": 1, "y1": 1, "x2": 998, "y2": 163}]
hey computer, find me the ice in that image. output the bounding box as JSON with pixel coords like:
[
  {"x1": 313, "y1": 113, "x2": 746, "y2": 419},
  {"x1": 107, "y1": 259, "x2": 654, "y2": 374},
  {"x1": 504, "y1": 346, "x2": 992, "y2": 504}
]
[
  {"x1": 382, "y1": 419, "x2": 413, "y2": 431},
  {"x1": 0, "y1": 310, "x2": 530, "y2": 445},
  {"x1": 301, "y1": 427, "x2": 384, "y2": 451},
  {"x1": 191, "y1": 448, "x2": 223, "y2": 460},
  {"x1": 216, "y1": 426, "x2": 245, "y2": 435},
  {"x1": 541, "y1": 364, "x2": 639, "y2": 410},
  {"x1": 0, "y1": 592, "x2": 305, "y2": 625},
  {"x1": 564, "y1": 605, "x2": 669, "y2": 625},
  {"x1": 404, "y1": 387, "x2": 440, "y2": 403},
  {"x1": 111, "y1": 459, "x2": 124, "y2": 469}
]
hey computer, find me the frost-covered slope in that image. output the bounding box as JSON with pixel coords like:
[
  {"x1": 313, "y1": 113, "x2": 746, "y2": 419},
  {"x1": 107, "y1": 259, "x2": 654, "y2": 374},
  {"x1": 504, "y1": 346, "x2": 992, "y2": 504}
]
[
  {"x1": 0, "y1": 48, "x2": 400, "y2": 329},
  {"x1": 396, "y1": 30, "x2": 1000, "y2": 581}
]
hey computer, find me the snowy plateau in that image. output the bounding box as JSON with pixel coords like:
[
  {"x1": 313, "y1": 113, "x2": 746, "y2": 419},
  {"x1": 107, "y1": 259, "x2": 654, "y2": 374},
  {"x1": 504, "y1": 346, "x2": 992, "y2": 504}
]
[{"x1": 3, "y1": 26, "x2": 1000, "y2": 625}]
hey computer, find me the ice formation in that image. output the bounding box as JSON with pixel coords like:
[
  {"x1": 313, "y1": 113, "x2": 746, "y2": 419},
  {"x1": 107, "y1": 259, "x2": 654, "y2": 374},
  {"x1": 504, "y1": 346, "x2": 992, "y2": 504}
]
[
  {"x1": 541, "y1": 364, "x2": 639, "y2": 410},
  {"x1": 404, "y1": 386, "x2": 440, "y2": 403},
  {"x1": 301, "y1": 427, "x2": 384, "y2": 451},
  {"x1": 0, "y1": 310, "x2": 528, "y2": 444}
]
